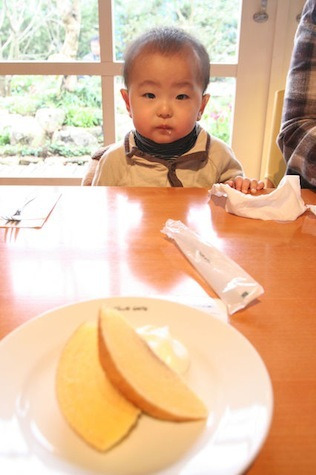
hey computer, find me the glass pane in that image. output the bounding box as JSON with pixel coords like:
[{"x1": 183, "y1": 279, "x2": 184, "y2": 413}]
[
  {"x1": 0, "y1": 1, "x2": 99, "y2": 61},
  {"x1": 115, "y1": 77, "x2": 133, "y2": 142},
  {"x1": 0, "y1": 75, "x2": 103, "y2": 167},
  {"x1": 200, "y1": 78, "x2": 235, "y2": 145},
  {"x1": 114, "y1": 0, "x2": 241, "y2": 63},
  {"x1": 114, "y1": 76, "x2": 234, "y2": 145}
]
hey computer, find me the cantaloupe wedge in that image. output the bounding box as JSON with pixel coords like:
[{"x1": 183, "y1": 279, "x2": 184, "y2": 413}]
[
  {"x1": 98, "y1": 307, "x2": 208, "y2": 421},
  {"x1": 56, "y1": 322, "x2": 140, "y2": 451}
]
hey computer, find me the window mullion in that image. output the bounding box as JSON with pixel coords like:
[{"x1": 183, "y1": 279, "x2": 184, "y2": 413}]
[
  {"x1": 98, "y1": 0, "x2": 114, "y2": 62},
  {"x1": 102, "y1": 76, "x2": 116, "y2": 144},
  {"x1": 99, "y1": 0, "x2": 116, "y2": 145}
]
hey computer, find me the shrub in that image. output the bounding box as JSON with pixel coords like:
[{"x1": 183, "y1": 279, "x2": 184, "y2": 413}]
[
  {"x1": 0, "y1": 96, "x2": 41, "y2": 116},
  {"x1": 48, "y1": 143, "x2": 92, "y2": 157},
  {"x1": 0, "y1": 131, "x2": 10, "y2": 145},
  {"x1": 64, "y1": 106, "x2": 102, "y2": 127}
]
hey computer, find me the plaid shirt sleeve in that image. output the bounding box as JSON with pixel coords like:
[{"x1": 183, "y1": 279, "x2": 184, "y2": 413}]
[{"x1": 277, "y1": 0, "x2": 316, "y2": 189}]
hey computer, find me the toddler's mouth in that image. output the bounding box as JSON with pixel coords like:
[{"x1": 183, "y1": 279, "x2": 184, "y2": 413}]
[{"x1": 157, "y1": 125, "x2": 172, "y2": 135}]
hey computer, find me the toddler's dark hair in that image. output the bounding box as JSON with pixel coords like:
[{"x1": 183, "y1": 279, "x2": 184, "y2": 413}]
[{"x1": 122, "y1": 26, "x2": 210, "y2": 93}]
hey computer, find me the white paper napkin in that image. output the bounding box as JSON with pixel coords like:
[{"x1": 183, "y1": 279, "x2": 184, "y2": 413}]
[
  {"x1": 209, "y1": 175, "x2": 308, "y2": 221},
  {"x1": 0, "y1": 191, "x2": 61, "y2": 228}
]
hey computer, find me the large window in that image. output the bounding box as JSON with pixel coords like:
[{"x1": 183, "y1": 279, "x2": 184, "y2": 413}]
[{"x1": 0, "y1": 0, "x2": 304, "y2": 183}]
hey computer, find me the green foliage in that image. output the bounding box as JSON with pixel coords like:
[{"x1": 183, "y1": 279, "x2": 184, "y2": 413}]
[
  {"x1": 0, "y1": 0, "x2": 238, "y2": 155},
  {"x1": 203, "y1": 110, "x2": 231, "y2": 144},
  {"x1": 0, "y1": 131, "x2": 10, "y2": 145},
  {"x1": 47, "y1": 144, "x2": 91, "y2": 157},
  {"x1": 0, "y1": 143, "x2": 91, "y2": 158},
  {"x1": 0, "y1": 0, "x2": 99, "y2": 60},
  {"x1": 0, "y1": 75, "x2": 102, "y2": 128},
  {"x1": 114, "y1": 0, "x2": 240, "y2": 62},
  {"x1": 59, "y1": 77, "x2": 102, "y2": 108},
  {"x1": 10, "y1": 76, "x2": 34, "y2": 93},
  {"x1": 0, "y1": 145, "x2": 24, "y2": 156},
  {"x1": 0, "y1": 0, "x2": 240, "y2": 65},
  {"x1": 78, "y1": 3, "x2": 100, "y2": 58},
  {"x1": 0, "y1": 144, "x2": 47, "y2": 158},
  {"x1": 0, "y1": 0, "x2": 64, "y2": 60},
  {"x1": 201, "y1": 81, "x2": 234, "y2": 143},
  {"x1": 20, "y1": 147, "x2": 42, "y2": 157},
  {"x1": 63, "y1": 106, "x2": 102, "y2": 128},
  {"x1": 2, "y1": 96, "x2": 41, "y2": 116}
]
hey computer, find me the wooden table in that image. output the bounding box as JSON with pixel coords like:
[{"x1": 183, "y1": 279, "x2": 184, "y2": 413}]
[{"x1": 0, "y1": 185, "x2": 315, "y2": 474}]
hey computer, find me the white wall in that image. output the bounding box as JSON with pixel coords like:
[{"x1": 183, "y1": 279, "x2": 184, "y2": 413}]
[{"x1": 232, "y1": 0, "x2": 305, "y2": 179}]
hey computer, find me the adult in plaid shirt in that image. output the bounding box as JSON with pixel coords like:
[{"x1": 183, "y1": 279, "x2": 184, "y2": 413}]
[{"x1": 277, "y1": 0, "x2": 316, "y2": 190}]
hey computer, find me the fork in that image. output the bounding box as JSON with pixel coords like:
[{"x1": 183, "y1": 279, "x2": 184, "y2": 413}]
[{"x1": 1, "y1": 196, "x2": 36, "y2": 222}]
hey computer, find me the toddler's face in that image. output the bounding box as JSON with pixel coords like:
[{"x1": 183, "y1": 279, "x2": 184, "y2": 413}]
[{"x1": 121, "y1": 50, "x2": 209, "y2": 143}]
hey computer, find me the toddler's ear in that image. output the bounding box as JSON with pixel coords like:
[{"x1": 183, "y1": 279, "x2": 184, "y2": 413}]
[
  {"x1": 197, "y1": 94, "x2": 210, "y2": 120},
  {"x1": 120, "y1": 89, "x2": 132, "y2": 117}
]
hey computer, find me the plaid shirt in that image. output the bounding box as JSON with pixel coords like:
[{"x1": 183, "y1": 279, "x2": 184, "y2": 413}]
[{"x1": 277, "y1": 0, "x2": 316, "y2": 189}]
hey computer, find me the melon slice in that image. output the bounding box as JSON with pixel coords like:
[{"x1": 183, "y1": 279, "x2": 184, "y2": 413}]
[
  {"x1": 56, "y1": 322, "x2": 140, "y2": 451},
  {"x1": 98, "y1": 307, "x2": 208, "y2": 421}
]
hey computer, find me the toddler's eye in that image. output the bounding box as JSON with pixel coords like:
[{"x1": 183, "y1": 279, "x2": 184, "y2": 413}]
[
  {"x1": 143, "y1": 92, "x2": 155, "y2": 99},
  {"x1": 176, "y1": 94, "x2": 189, "y2": 100}
]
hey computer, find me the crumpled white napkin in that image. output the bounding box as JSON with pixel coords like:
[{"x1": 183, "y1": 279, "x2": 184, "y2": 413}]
[{"x1": 209, "y1": 175, "x2": 309, "y2": 221}]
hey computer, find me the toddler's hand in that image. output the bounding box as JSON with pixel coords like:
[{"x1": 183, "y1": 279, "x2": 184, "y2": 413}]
[{"x1": 225, "y1": 176, "x2": 265, "y2": 194}]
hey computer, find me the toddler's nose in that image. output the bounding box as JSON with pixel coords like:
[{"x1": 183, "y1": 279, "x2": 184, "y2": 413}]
[{"x1": 157, "y1": 102, "x2": 172, "y2": 118}]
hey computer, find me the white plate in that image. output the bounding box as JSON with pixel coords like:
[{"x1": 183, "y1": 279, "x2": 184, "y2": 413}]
[{"x1": 0, "y1": 297, "x2": 273, "y2": 475}]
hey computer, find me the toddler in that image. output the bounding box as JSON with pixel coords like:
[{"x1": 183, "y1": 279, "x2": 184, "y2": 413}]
[{"x1": 91, "y1": 27, "x2": 264, "y2": 193}]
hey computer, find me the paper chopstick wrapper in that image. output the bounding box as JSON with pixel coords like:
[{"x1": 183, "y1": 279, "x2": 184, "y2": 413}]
[
  {"x1": 209, "y1": 175, "x2": 307, "y2": 221},
  {"x1": 161, "y1": 219, "x2": 264, "y2": 315}
]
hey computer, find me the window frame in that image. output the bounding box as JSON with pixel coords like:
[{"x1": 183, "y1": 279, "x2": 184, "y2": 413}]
[{"x1": 0, "y1": 0, "x2": 305, "y2": 183}]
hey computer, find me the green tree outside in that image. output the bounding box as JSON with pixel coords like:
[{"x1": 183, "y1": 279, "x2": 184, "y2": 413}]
[{"x1": 0, "y1": 0, "x2": 240, "y2": 161}]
